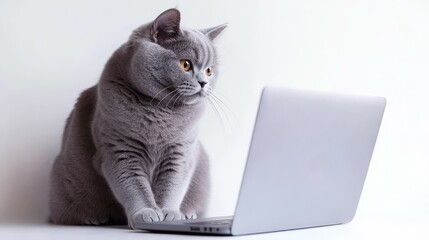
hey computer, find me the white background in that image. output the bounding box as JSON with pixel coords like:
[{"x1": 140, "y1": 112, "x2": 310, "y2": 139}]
[{"x1": 0, "y1": 0, "x2": 428, "y2": 228}]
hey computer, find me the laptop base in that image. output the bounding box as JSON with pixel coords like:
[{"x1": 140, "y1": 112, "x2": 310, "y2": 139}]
[{"x1": 135, "y1": 216, "x2": 233, "y2": 236}]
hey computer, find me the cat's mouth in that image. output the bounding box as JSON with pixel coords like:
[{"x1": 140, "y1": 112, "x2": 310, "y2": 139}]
[
  {"x1": 188, "y1": 89, "x2": 208, "y2": 98},
  {"x1": 197, "y1": 88, "x2": 209, "y2": 97}
]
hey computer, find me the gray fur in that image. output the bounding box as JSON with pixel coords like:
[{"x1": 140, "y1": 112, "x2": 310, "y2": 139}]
[{"x1": 49, "y1": 8, "x2": 226, "y2": 228}]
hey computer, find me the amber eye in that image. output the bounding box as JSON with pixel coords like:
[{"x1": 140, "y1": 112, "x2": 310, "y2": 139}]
[
  {"x1": 180, "y1": 60, "x2": 192, "y2": 72},
  {"x1": 205, "y1": 67, "x2": 213, "y2": 77}
]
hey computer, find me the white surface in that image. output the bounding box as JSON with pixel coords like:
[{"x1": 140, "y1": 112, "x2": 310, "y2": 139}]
[
  {"x1": 1, "y1": 217, "x2": 428, "y2": 240},
  {"x1": 0, "y1": 0, "x2": 428, "y2": 232}
]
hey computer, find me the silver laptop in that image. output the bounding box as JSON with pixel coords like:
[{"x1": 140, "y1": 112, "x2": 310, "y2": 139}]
[{"x1": 136, "y1": 86, "x2": 386, "y2": 235}]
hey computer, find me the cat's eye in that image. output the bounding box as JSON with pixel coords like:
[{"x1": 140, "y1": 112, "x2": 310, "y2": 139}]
[
  {"x1": 205, "y1": 67, "x2": 213, "y2": 77},
  {"x1": 180, "y1": 60, "x2": 192, "y2": 72}
]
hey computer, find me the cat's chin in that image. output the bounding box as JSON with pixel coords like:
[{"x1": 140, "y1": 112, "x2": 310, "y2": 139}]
[
  {"x1": 183, "y1": 96, "x2": 205, "y2": 106},
  {"x1": 182, "y1": 91, "x2": 208, "y2": 106}
]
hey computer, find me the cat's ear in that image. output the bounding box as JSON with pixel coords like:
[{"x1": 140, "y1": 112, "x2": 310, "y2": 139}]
[
  {"x1": 201, "y1": 23, "x2": 227, "y2": 41},
  {"x1": 151, "y1": 8, "x2": 181, "y2": 43}
]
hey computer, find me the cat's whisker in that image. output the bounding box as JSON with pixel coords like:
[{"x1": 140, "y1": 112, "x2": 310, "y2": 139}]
[
  {"x1": 156, "y1": 89, "x2": 179, "y2": 108},
  {"x1": 165, "y1": 91, "x2": 178, "y2": 109},
  {"x1": 210, "y1": 91, "x2": 236, "y2": 120},
  {"x1": 211, "y1": 86, "x2": 231, "y2": 98},
  {"x1": 172, "y1": 92, "x2": 184, "y2": 108},
  {"x1": 208, "y1": 93, "x2": 232, "y2": 132},
  {"x1": 150, "y1": 85, "x2": 175, "y2": 104},
  {"x1": 207, "y1": 97, "x2": 225, "y2": 131},
  {"x1": 207, "y1": 87, "x2": 238, "y2": 132},
  {"x1": 210, "y1": 89, "x2": 232, "y2": 106},
  {"x1": 167, "y1": 91, "x2": 182, "y2": 109}
]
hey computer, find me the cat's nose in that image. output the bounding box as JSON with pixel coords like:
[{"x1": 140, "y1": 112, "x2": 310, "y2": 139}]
[{"x1": 198, "y1": 80, "x2": 207, "y2": 88}]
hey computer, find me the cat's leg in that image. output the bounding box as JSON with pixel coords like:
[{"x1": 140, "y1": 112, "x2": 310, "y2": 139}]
[
  {"x1": 151, "y1": 145, "x2": 200, "y2": 221},
  {"x1": 180, "y1": 143, "x2": 210, "y2": 219},
  {"x1": 50, "y1": 155, "x2": 127, "y2": 225},
  {"x1": 101, "y1": 156, "x2": 163, "y2": 229}
]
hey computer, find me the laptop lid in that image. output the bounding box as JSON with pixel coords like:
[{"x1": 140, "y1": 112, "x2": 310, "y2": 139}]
[{"x1": 231, "y1": 86, "x2": 386, "y2": 235}]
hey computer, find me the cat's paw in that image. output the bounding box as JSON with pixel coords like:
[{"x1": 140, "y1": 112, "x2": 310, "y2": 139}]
[
  {"x1": 184, "y1": 213, "x2": 198, "y2": 220},
  {"x1": 161, "y1": 208, "x2": 184, "y2": 221},
  {"x1": 83, "y1": 217, "x2": 110, "y2": 225},
  {"x1": 182, "y1": 211, "x2": 198, "y2": 220},
  {"x1": 129, "y1": 207, "x2": 163, "y2": 229}
]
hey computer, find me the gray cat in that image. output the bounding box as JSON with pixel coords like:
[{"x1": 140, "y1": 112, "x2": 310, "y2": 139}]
[{"x1": 49, "y1": 8, "x2": 226, "y2": 229}]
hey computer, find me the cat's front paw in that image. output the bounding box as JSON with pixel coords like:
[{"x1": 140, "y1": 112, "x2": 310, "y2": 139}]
[
  {"x1": 183, "y1": 212, "x2": 198, "y2": 220},
  {"x1": 129, "y1": 207, "x2": 164, "y2": 229},
  {"x1": 162, "y1": 208, "x2": 184, "y2": 221}
]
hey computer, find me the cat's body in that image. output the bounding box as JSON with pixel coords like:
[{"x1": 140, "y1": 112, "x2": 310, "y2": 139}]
[{"x1": 49, "y1": 9, "x2": 225, "y2": 228}]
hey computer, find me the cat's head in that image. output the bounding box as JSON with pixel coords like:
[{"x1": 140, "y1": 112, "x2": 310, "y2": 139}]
[{"x1": 127, "y1": 8, "x2": 226, "y2": 107}]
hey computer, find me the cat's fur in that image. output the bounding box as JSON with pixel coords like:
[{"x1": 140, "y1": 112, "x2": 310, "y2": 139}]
[{"x1": 49, "y1": 9, "x2": 226, "y2": 228}]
